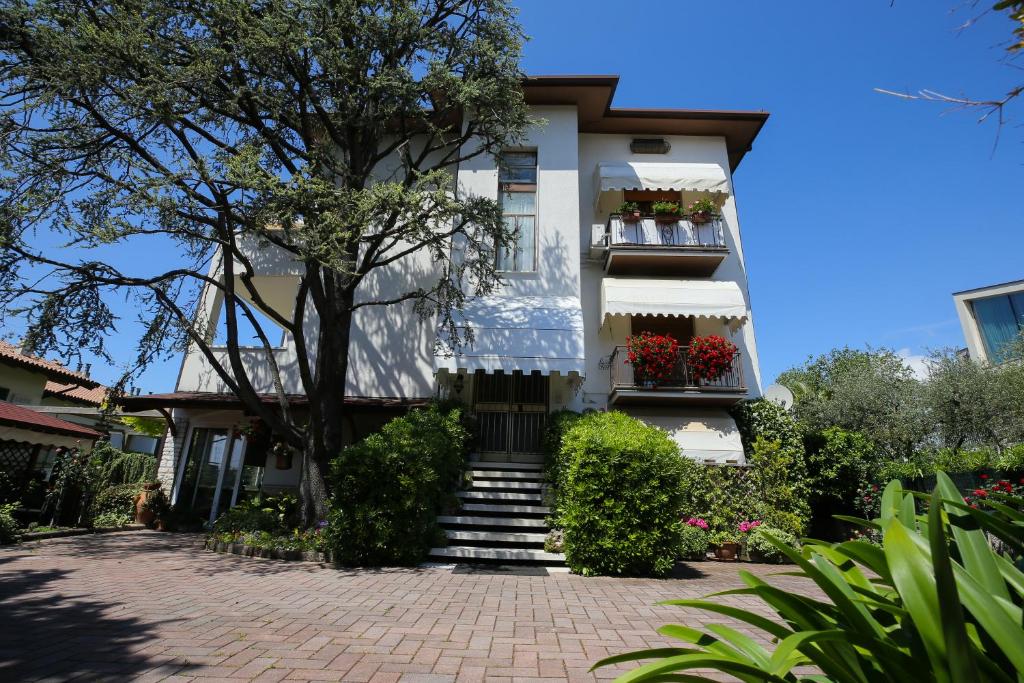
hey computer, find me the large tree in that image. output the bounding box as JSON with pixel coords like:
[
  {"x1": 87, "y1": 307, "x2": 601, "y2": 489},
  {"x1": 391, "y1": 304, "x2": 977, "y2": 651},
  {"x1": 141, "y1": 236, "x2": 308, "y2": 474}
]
[{"x1": 0, "y1": 0, "x2": 530, "y2": 523}]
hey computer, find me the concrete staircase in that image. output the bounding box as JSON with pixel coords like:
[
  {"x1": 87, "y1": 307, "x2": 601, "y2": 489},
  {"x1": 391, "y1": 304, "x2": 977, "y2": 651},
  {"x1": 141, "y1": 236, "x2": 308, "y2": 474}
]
[{"x1": 428, "y1": 460, "x2": 565, "y2": 565}]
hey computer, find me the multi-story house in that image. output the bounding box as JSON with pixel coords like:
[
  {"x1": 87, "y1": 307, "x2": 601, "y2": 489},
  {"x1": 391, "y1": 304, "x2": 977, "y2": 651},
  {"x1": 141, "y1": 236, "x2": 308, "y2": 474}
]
[
  {"x1": 954, "y1": 279, "x2": 1024, "y2": 364},
  {"x1": 122, "y1": 76, "x2": 768, "y2": 559}
]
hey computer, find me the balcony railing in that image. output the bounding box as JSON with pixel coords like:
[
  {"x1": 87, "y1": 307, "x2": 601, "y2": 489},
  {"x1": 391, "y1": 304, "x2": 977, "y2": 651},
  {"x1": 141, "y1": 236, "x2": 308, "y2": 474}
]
[
  {"x1": 609, "y1": 345, "x2": 745, "y2": 392},
  {"x1": 601, "y1": 214, "x2": 726, "y2": 249}
]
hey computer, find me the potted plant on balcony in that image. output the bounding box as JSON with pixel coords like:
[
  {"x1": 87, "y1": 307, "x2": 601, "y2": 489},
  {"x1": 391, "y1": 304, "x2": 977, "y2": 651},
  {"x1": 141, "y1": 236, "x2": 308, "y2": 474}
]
[
  {"x1": 651, "y1": 200, "x2": 680, "y2": 222},
  {"x1": 615, "y1": 201, "x2": 641, "y2": 222},
  {"x1": 686, "y1": 335, "x2": 739, "y2": 383},
  {"x1": 625, "y1": 332, "x2": 679, "y2": 387},
  {"x1": 685, "y1": 197, "x2": 719, "y2": 224}
]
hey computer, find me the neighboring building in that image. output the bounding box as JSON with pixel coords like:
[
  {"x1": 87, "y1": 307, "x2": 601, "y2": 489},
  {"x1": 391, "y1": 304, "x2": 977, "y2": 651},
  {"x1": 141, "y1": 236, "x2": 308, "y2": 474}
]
[
  {"x1": 953, "y1": 279, "x2": 1024, "y2": 364},
  {"x1": 120, "y1": 75, "x2": 768, "y2": 530},
  {"x1": 0, "y1": 341, "x2": 161, "y2": 483}
]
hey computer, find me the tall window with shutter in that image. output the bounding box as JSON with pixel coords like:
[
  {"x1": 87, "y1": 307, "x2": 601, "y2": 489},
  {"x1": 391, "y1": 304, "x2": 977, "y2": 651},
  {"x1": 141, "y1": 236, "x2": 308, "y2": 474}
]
[{"x1": 497, "y1": 151, "x2": 537, "y2": 272}]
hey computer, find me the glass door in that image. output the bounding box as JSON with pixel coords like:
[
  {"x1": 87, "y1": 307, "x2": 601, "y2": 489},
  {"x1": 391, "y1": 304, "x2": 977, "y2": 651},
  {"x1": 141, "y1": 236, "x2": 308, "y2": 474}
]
[{"x1": 174, "y1": 428, "x2": 258, "y2": 525}]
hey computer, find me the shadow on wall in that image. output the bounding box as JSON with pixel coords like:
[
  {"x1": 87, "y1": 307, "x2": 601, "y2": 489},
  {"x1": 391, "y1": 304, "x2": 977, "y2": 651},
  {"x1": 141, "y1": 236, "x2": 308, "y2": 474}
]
[{"x1": 0, "y1": 554, "x2": 192, "y2": 680}]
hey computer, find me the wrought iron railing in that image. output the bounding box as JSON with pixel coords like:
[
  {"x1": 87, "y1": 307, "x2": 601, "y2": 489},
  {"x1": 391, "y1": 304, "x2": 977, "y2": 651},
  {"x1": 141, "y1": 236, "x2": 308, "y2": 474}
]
[
  {"x1": 609, "y1": 345, "x2": 745, "y2": 391},
  {"x1": 602, "y1": 214, "x2": 726, "y2": 249}
]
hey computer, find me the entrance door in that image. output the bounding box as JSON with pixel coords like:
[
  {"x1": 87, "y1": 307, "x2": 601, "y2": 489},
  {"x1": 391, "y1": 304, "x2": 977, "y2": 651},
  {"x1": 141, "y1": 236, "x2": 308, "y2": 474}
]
[
  {"x1": 474, "y1": 370, "x2": 548, "y2": 463},
  {"x1": 174, "y1": 428, "x2": 263, "y2": 525}
]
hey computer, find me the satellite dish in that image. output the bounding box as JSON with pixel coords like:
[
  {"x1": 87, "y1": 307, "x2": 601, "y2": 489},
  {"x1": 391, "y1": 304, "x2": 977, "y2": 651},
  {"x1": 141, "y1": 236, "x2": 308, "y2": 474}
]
[{"x1": 764, "y1": 384, "x2": 794, "y2": 410}]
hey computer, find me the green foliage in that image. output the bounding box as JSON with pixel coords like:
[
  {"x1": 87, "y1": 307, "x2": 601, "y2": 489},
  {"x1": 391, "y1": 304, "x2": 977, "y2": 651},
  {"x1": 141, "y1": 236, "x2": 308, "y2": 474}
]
[
  {"x1": 213, "y1": 527, "x2": 328, "y2": 553},
  {"x1": 118, "y1": 416, "x2": 166, "y2": 438},
  {"x1": 685, "y1": 197, "x2": 717, "y2": 215},
  {"x1": 595, "y1": 472, "x2": 1024, "y2": 681},
  {"x1": 931, "y1": 446, "x2": 994, "y2": 473},
  {"x1": 615, "y1": 201, "x2": 640, "y2": 214},
  {"x1": 748, "y1": 437, "x2": 810, "y2": 535},
  {"x1": 650, "y1": 200, "x2": 680, "y2": 215},
  {"x1": 90, "y1": 483, "x2": 140, "y2": 522},
  {"x1": 0, "y1": 502, "x2": 20, "y2": 544},
  {"x1": 543, "y1": 410, "x2": 582, "y2": 480},
  {"x1": 557, "y1": 411, "x2": 686, "y2": 577},
  {"x1": 996, "y1": 443, "x2": 1024, "y2": 472},
  {"x1": 92, "y1": 511, "x2": 134, "y2": 528},
  {"x1": 805, "y1": 427, "x2": 877, "y2": 503},
  {"x1": 679, "y1": 524, "x2": 709, "y2": 561},
  {"x1": 746, "y1": 525, "x2": 796, "y2": 563},
  {"x1": 91, "y1": 442, "x2": 157, "y2": 487},
  {"x1": 211, "y1": 494, "x2": 297, "y2": 534},
  {"x1": 325, "y1": 403, "x2": 467, "y2": 566}
]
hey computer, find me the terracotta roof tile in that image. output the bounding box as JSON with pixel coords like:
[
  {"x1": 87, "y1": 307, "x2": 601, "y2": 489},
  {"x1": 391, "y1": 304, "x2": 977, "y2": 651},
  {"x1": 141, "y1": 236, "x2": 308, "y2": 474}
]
[
  {"x1": 43, "y1": 381, "x2": 108, "y2": 406},
  {"x1": 0, "y1": 400, "x2": 102, "y2": 440},
  {"x1": 0, "y1": 341, "x2": 100, "y2": 387}
]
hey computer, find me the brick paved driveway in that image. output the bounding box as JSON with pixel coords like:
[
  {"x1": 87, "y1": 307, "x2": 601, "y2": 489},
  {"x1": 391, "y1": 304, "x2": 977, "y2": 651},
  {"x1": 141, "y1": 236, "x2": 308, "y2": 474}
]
[{"x1": 0, "y1": 532, "x2": 821, "y2": 682}]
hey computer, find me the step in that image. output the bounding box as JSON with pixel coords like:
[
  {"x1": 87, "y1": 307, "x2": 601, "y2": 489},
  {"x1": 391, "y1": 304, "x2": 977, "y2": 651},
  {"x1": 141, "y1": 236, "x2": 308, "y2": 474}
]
[
  {"x1": 437, "y1": 515, "x2": 547, "y2": 529},
  {"x1": 470, "y1": 480, "x2": 542, "y2": 491},
  {"x1": 456, "y1": 491, "x2": 543, "y2": 502},
  {"x1": 445, "y1": 529, "x2": 547, "y2": 544},
  {"x1": 469, "y1": 469, "x2": 545, "y2": 480},
  {"x1": 428, "y1": 546, "x2": 565, "y2": 564},
  {"x1": 466, "y1": 461, "x2": 544, "y2": 471},
  {"x1": 461, "y1": 503, "x2": 550, "y2": 515}
]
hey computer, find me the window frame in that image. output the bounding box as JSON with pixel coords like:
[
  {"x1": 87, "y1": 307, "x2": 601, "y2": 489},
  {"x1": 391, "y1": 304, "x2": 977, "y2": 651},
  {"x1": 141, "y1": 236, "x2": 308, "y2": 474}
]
[{"x1": 497, "y1": 150, "x2": 538, "y2": 274}]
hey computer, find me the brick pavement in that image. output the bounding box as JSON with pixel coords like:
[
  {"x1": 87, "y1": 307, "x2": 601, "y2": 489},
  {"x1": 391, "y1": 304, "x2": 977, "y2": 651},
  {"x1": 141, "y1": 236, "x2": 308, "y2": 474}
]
[{"x1": 0, "y1": 532, "x2": 821, "y2": 682}]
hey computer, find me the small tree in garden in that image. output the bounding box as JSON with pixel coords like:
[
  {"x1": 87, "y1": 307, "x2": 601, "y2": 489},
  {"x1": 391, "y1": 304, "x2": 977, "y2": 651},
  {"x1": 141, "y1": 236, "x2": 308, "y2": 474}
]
[
  {"x1": 626, "y1": 332, "x2": 679, "y2": 384},
  {"x1": 0, "y1": 0, "x2": 530, "y2": 525},
  {"x1": 687, "y1": 335, "x2": 738, "y2": 382}
]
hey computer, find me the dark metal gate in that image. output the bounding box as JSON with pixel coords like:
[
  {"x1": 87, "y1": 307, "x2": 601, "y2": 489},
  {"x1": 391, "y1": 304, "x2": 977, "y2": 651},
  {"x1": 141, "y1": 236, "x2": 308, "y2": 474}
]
[{"x1": 473, "y1": 371, "x2": 548, "y2": 462}]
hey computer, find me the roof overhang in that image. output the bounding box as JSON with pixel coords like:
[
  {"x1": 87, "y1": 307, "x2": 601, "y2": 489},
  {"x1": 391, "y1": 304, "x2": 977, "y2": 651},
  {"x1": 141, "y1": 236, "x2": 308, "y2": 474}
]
[
  {"x1": 0, "y1": 400, "x2": 101, "y2": 440},
  {"x1": 116, "y1": 392, "x2": 430, "y2": 412},
  {"x1": 522, "y1": 75, "x2": 769, "y2": 171}
]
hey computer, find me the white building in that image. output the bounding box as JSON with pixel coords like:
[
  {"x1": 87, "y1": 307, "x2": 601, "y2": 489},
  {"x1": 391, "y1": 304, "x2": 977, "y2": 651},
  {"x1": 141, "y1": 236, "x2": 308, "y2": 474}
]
[
  {"x1": 122, "y1": 76, "x2": 769, "y2": 528},
  {"x1": 953, "y1": 279, "x2": 1024, "y2": 364}
]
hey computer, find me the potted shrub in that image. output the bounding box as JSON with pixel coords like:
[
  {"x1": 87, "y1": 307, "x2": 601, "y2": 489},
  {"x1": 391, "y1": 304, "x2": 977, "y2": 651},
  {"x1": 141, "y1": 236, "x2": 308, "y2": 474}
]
[
  {"x1": 140, "y1": 485, "x2": 170, "y2": 530},
  {"x1": 651, "y1": 200, "x2": 680, "y2": 222},
  {"x1": 625, "y1": 332, "x2": 679, "y2": 387},
  {"x1": 687, "y1": 335, "x2": 739, "y2": 383},
  {"x1": 134, "y1": 481, "x2": 162, "y2": 526},
  {"x1": 685, "y1": 197, "x2": 719, "y2": 224},
  {"x1": 615, "y1": 201, "x2": 641, "y2": 222},
  {"x1": 710, "y1": 530, "x2": 741, "y2": 561},
  {"x1": 680, "y1": 517, "x2": 710, "y2": 561},
  {"x1": 746, "y1": 525, "x2": 797, "y2": 564},
  {"x1": 738, "y1": 519, "x2": 762, "y2": 561},
  {"x1": 272, "y1": 440, "x2": 294, "y2": 469}
]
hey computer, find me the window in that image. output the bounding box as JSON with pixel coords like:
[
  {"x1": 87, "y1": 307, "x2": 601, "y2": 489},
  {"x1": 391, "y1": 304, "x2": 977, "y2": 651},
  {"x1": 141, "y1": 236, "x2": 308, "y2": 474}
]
[
  {"x1": 972, "y1": 292, "x2": 1024, "y2": 363},
  {"x1": 497, "y1": 151, "x2": 537, "y2": 272}
]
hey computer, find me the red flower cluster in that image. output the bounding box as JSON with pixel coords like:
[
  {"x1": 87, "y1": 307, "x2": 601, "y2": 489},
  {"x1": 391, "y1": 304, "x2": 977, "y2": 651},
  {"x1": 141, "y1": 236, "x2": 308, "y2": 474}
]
[
  {"x1": 687, "y1": 335, "x2": 739, "y2": 382},
  {"x1": 626, "y1": 332, "x2": 679, "y2": 383},
  {"x1": 963, "y1": 477, "x2": 1023, "y2": 509}
]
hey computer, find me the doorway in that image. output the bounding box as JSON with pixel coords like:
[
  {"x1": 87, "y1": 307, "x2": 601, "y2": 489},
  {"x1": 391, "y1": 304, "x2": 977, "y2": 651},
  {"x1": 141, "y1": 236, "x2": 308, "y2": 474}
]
[
  {"x1": 473, "y1": 370, "x2": 548, "y2": 463},
  {"x1": 173, "y1": 428, "x2": 264, "y2": 525}
]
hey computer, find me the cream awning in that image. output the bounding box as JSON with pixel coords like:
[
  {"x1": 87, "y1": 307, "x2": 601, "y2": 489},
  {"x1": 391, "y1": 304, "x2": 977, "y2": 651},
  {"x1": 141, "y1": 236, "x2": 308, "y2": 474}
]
[
  {"x1": 601, "y1": 278, "x2": 748, "y2": 329},
  {"x1": 434, "y1": 296, "x2": 585, "y2": 375},
  {"x1": 596, "y1": 162, "x2": 730, "y2": 195}
]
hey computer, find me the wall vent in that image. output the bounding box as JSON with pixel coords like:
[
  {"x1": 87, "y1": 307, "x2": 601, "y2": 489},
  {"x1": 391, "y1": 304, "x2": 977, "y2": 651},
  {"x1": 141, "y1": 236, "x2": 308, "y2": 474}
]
[{"x1": 630, "y1": 138, "x2": 671, "y2": 154}]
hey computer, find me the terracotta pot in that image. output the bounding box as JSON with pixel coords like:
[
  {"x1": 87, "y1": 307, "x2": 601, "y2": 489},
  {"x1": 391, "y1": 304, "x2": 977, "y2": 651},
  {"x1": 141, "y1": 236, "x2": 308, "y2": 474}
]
[
  {"x1": 621, "y1": 212, "x2": 641, "y2": 223},
  {"x1": 275, "y1": 451, "x2": 293, "y2": 470},
  {"x1": 134, "y1": 491, "x2": 156, "y2": 525},
  {"x1": 689, "y1": 211, "x2": 712, "y2": 224},
  {"x1": 654, "y1": 213, "x2": 679, "y2": 222},
  {"x1": 714, "y1": 542, "x2": 741, "y2": 561},
  {"x1": 154, "y1": 519, "x2": 167, "y2": 532},
  {"x1": 142, "y1": 481, "x2": 161, "y2": 491}
]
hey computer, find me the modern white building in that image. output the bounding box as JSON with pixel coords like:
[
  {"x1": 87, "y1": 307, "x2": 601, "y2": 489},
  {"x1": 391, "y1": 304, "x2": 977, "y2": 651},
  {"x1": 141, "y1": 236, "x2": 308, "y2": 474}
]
[
  {"x1": 122, "y1": 76, "x2": 769, "y2": 530},
  {"x1": 954, "y1": 279, "x2": 1024, "y2": 364}
]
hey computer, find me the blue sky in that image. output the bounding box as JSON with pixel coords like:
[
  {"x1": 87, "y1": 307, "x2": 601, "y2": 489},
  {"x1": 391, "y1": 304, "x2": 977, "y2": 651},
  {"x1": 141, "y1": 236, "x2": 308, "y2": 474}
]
[
  {"x1": 514, "y1": 0, "x2": 1023, "y2": 383},
  {"x1": 6, "y1": 1, "x2": 1023, "y2": 390}
]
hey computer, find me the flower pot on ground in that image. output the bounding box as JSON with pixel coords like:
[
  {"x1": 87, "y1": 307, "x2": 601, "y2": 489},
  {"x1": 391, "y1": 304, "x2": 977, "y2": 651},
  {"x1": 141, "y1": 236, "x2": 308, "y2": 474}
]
[
  {"x1": 685, "y1": 197, "x2": 719, "y2": 224},
  {"x1": 713, "y1": 542, "x2": 741, "y2": 561},
  {"x1": 625, "y1": 332, "x2": 679, "y2": 386},
  {"x1": 687, "y1": 335, "x2": 739, "y2": 383},
  {"x1": 651, "y1": 200, "x2": 680, "y2": 221}
]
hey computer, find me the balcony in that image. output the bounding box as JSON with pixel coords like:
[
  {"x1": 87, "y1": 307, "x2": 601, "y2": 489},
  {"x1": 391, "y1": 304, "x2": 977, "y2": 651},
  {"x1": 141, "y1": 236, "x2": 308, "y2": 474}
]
[
  {"x1": 592, "y1": 214, "x2": 728, "y2": 277},
  {"x1": 607, "y1": 345, "x2": 747, "y2": 406}
]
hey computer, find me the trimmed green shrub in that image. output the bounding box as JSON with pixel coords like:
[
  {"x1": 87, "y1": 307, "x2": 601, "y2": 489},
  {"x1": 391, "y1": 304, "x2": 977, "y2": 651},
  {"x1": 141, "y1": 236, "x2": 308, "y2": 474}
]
[
  {"x1": 325, "y1": 403, "x2": 467, "y2": 566},
  {"x1": 92, "y1": 511, "x2": 134, "y2": 528},
  {"x1": 0, "y1": 502, "x2": 20, "y2": 544},
  {"x1": 91, "y1": 442, "x2": 157, "y2": 487},
  {"x1": 558, "y1": 411, "x2": 686, "y2": 577},
  {"x1": 89, "y1": 483, "x2": 141, "y2": 523},
  {"x1": 746, "y1": 525, "x2": 796, "y2": 563},
  {"x1": 679, "y1": 523, "x2": 708, "y2": 561}
]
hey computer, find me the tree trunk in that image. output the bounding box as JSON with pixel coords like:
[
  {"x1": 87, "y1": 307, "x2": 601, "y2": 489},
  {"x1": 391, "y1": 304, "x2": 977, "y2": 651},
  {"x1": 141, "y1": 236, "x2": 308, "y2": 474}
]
[{"x1": 297, "y1": 268, "x2": 357, "y2": 526}]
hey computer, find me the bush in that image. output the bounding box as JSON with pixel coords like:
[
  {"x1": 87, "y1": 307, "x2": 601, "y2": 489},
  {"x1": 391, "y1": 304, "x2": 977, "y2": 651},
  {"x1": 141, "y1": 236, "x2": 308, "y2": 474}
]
[
  {"x1": 211, "y1": 494, "x2": 297, "y2": 534},
  {"x1": 679, "y1": 523, "x2": 709, "y2": 561},
  {"x1": 931, "y1": 446, "x2": 994, "y2": 473},
  {"x1": 746, "y1": 525, "x2": 796, "y2": 563},
  {"x1": 0, "y1": 502, "x2": 20, "y2": 544},
  {"x1": 325, "y1": 403, "x2": 467, "y2": 566},
  {"x1": 996, "y1": 443, "x2": 1024, "y2": 472},
  {"x1": 91, "y1": 442, "x2": 157, "y2": 486},
  {"x1": 89, "y1": 483, "x2": 141, "y2": 523},
  {"x1": 92, "y1": 511, "x2": 134, "y2": 528},
  {"x1": 558, "y1": 411, "x2": 686, "y2": 577}
]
